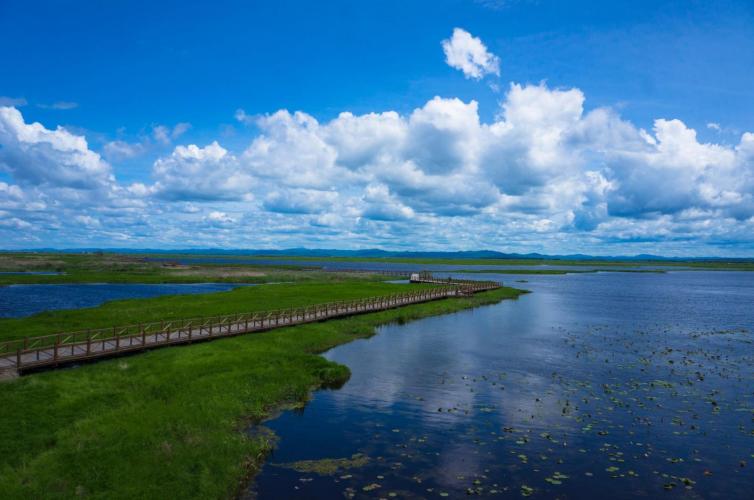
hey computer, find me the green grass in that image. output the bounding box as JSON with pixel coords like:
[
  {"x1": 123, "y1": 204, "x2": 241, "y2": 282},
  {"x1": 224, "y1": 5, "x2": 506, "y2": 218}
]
[
  {"x1": 3, "y1": 253, "x2": 752, "y2": 285},
  {"x1": 0, "y1": 282, "x2": 429, "y2": 342},
  {"x1": 0, "y1": 253, "x2": 396, "y2": 285},
  {"x1": 137, "y1": 252, "x2": 754, "y2": 270},
  {"x1": 0, "y1": 285, "x2": 525, "y2": 499}
]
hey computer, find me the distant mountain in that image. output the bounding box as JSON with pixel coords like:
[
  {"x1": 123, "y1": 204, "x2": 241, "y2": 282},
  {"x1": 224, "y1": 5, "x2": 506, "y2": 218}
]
[{"x1": 6, "y1": 247, "x2": 754, "y2": 262}]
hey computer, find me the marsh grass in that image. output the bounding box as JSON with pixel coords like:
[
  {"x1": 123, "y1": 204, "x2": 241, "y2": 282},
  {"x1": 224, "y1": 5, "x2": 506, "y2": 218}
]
[
  {"x1": 0, "y1": 285, "x2": 524, "y2": 499},
  {"x1": 0, "y1": 282, "x2": 428, "y2": 342},
  {"x1": 0, "y1": 253, "x2": 393, "y2": 286}
]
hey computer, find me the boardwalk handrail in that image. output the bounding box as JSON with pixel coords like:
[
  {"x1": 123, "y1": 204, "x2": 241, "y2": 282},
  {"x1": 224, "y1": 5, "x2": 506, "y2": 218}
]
[
  {"x1": 0, "y1": 281, "x2": 500, "y2": 372},
  {"x1": 324, "y1": 269, "x2": 411, "y2": 277},
  {"x1": 410, "y1": 272, "x2": 500, "y2": 289},
  {"x1": 413, "y1": 278, "x2": 499, "y2": 287}
]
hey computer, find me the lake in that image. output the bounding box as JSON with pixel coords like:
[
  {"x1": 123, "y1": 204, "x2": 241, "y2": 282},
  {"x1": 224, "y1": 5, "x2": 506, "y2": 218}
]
[
  {"x1": 0, "y1": 271, "x2": 62, "y2": 275},
  {"x1": 0, "y1": 283, "x2": 242, "y2": 319},
  {"x1": 248, "y1": 271, "x2": 754, "y2": 498}
]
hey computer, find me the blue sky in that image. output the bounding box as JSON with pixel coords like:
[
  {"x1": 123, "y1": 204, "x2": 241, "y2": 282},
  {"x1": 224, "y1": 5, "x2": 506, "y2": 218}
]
[{"x1": 1, "y1": 0, "x2": 754, "y2": 255}]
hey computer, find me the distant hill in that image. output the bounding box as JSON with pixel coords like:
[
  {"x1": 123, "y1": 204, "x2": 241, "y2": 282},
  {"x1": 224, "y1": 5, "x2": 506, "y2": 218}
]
[{"x1": 7, "y1": 247, "x2": 754, "y2": 263}]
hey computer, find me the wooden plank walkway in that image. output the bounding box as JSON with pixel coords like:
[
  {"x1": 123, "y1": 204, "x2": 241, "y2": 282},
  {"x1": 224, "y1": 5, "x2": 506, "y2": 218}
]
[
  {"x1": 0, "y1": 280, "x2": 499, "y2": 375},
  {"x1": 411, "y1": 278, "x2": 486, "y2": 286},
  {"x1": 323, "y1": 269, "x2": 410, "y2": 277}
]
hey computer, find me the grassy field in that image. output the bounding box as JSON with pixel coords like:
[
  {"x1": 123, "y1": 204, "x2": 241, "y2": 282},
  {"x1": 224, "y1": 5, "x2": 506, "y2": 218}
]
[
  {"x1": 1, "y1": 253, "x2": 751, "y2": 285},
  {"x1": 0, "y1": 253, "x2": 391, "y2": 285},
  {"x1": 0, "y1": 281, "x2": 429, "y2": 342},
  {"x1": 0, "y1": 284, "x2": 525, "y2": 499},
  {"x1": 134, "y1": 252, "x2": 754, "y2": 269}
]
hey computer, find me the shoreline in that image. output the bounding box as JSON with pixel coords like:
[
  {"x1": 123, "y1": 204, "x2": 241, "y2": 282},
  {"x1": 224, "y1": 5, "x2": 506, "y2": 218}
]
[
  {"x1": 235, "y1": 286, "x2": 528, "y2": 498},
  {"x1": 0, "y1": 285, "x2": 525, "y2": 499}
]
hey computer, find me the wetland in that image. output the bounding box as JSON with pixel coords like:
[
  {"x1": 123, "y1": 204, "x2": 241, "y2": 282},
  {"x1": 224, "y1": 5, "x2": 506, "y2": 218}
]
[{"x1": 250, "y1": 271, "x2": 754, "y2": 498}]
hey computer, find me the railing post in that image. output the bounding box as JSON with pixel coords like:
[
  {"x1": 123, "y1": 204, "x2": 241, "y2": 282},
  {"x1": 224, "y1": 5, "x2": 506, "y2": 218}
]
[
  {"x1": 1, "y1": 278, "x2": 495, "y2": 371},
  {"x1": 16, "y1": 348, "x2": 21, "y2": 369}
]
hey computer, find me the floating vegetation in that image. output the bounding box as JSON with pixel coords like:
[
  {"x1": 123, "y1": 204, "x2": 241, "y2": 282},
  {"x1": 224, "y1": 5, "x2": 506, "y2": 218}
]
[
  {"x1": 274, "y1": 453, "x2": 370, "y2": 475},
  {"x1": 254, "y1": 276, "x2": 754, "y2": 499}
]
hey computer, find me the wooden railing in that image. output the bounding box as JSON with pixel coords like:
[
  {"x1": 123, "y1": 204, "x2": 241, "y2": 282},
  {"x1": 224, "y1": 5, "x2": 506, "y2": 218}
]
[
  {"x1": 411, "y1": 276, "x2": 500, "y2": 288},
  {"x1": 325, "y1": 269, "x2": 411, "y2": 277},
  {"x1": 0, "y1": 281, "x2": 499, "y2": 373}
]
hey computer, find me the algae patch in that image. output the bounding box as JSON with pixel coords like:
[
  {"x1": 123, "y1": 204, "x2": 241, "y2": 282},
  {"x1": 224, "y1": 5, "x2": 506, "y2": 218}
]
[{"x1": 273, "y1": 453, "x2": 370, "y2": 475}]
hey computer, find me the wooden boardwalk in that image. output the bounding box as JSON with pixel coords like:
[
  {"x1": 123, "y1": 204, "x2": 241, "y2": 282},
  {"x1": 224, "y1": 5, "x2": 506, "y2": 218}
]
[{"x1": 0, "y1": 280, "x2": 499, "y2": 376}]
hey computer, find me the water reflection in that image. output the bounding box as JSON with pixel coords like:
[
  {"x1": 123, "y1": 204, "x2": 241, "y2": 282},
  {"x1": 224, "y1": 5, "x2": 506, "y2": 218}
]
[{"x1": 251, "y1": 271, "x2": 754, "y2": 498}]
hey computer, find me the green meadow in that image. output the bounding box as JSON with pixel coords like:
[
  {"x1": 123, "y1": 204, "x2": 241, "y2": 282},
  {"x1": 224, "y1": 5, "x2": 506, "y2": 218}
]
[{"x1": 0, "y1": 270, "x2": 524, "y2": 499}]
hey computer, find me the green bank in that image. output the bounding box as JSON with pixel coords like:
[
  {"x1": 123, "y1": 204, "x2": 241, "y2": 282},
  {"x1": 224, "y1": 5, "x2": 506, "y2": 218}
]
[
  {"x1": 0, "y1": 281, "x2": 426, "y2": 342},
  {"x1": 0, "y1": 282, "x2": 525, "y2": 499},
  {"x1": 142, "y1": 253, "x2": 754, "y2": 270},
  {"x1": 0, "y1": 253, "x2": 390, "y2": 286}
]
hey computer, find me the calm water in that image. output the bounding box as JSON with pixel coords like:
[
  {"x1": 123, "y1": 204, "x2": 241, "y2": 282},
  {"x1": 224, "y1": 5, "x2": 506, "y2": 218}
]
[
  {"x1": 250, "y1": 271, "x2": 754, "y2": 499},
  {"x1": 0, "y1": 283, "x2": 242, "y2": 318},
  {"x1": 0, "y1": 271, "x2": 62, "y2": 275}
]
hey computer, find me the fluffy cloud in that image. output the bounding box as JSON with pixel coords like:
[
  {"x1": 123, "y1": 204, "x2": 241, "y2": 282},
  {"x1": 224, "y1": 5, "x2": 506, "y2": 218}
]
[
  {"x1": 103, "y1": 140, "x2": 147, "y2": 161},
  {"x1": 405, "y1": 97, "x2": 481, "y2": 175},
  {"x1": 321, "y1": 111, "x2": 406, "y2": 169},
  {"x1": 2, "y1": 70, "x2": 754, "y2": 253},
  {"x1": 204, "y1": 210, "x2": 235, "y2": 225},
  {"x1": 136, "y1": 81, "x2": 754, "y2": 253},
  {"x1": 360, "y1": 184, "x2": 415, "y2": 221},
  {"x1": 74, "y1": 214, "x2": 101, "y2": 227},
  {"x1": 241, "y1": 110, "x2": 346, "y2": 189},
  {"x1": 263, "y1": 189, "x2": 338, "y2": 214},
  {"x1": 442, "y1": 28, "x2": 500, "y2": 80},
  {"x1": 0, "y1": 106, "x2": 114, "y2": 189},
  {"x1": 152, "y1": 142, "x2": 253, "y2": 201},
  {"x1": 0, "y1": 107, "x2": 155, "y2": 246},
  {"x1": 153, "y1": 122, "x2": 191, "y2": 144}
]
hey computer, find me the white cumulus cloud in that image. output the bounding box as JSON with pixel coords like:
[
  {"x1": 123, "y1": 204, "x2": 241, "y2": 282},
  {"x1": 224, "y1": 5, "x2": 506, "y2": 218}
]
[
  {"x1": 442, "y1": 28, "x2": 500, "y2": 80},
  {"x1": 152, "y1": 142, "x2": 253, "y2": 201},
  {"x1": 0, "y1": 106, "x2": 114, "y2": 189},
  {"x1": 2, "y1": 32, "x2": 754, "y2": 255}
]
